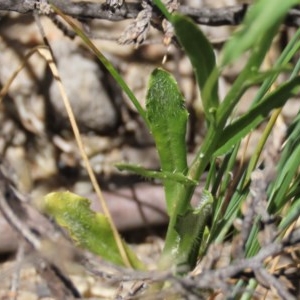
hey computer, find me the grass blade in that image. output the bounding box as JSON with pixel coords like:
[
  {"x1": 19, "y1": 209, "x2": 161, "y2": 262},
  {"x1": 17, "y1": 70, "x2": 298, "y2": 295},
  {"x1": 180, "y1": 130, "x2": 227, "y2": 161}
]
[
  {"x1": 222, "y1": 0, "x2": 299, "y2": 65},
  {"x1": 215, "y1": 76, "x2": 300, "y2": 156}
]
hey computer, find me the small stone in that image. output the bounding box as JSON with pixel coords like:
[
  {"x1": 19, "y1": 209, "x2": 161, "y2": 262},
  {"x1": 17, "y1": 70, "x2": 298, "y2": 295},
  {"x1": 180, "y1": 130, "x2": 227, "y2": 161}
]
[{"x1": 49, "y1": 39, "x2": 119, "y2": 133}]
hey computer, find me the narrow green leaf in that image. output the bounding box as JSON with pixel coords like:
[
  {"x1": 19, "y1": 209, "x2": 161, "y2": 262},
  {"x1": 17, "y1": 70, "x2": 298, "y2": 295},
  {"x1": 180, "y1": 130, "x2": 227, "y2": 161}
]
[
  {"x1": 245, "y1": 225, "x2": 260, "y2": 257},
  {"x1": 269, "y1": 146, "x2": 300, "y2": 212},
  {"x1": 146, "y1": 68, "x2": 188, "y2": 213},
  {"x1": 172, "y1": 14, "x2": 219, "y2": 119},
  {"x1": 116, "y1": 163, "x2": 197, "y2": 186},
  {"x1": 43, "y1": 192, "x2": 144, "y2": 269},
  {"x1": 275, "y1": 111, "x2": 300, "y2": 173},
  {"x1": 279, "y1": 198, "x2": 300, "y2": 231},
  {"x1": 217, "y1": 25, "x2": 284, "y2": 127},
  {"x1": 222, "y1": 0, "x2": 299, "y2": 65},
  {"x1": 216, "y1": 2, "x2": 299, "y2": 129},
  {"x1": 244, "y1": 66, "x2": 292, "y2": 86},
  {"x1": 214, "y1": 76, "x2": 300, "y2": 156},
  {"x1": 252, "y1": 29, "x2": 300, "y2": 105},
  {"x1": 214, "y1": 191, "x2": 247, "y2": 244}
]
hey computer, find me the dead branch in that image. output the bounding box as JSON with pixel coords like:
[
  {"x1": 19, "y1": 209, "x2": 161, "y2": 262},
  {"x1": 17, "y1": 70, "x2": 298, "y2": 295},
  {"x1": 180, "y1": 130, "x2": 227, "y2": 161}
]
[
  {"x1": 1, "y1": 1, "x2": 300, "y2": 27},
  {"x1": 0, "y1": 162, "x2": 82, "y2": 299}
]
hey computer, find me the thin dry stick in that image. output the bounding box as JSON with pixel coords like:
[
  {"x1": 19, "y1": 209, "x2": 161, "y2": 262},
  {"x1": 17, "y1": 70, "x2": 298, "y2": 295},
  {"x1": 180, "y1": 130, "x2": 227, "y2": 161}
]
[
  {"x1": 0, "y1": 12, "x2": 132, "y2": 268},
  {"x1": 0, "y1": 183, "x2": 41, "y2": 251},
  {"x1": 36, "y1": 46, "x2": 132, "y2": 268},
  {"x1": 34, "y1": 6, "x2": 131, "y2": 267},
  {"x1": 0, "y1": 47, "x2": 41, "y2": 102}
]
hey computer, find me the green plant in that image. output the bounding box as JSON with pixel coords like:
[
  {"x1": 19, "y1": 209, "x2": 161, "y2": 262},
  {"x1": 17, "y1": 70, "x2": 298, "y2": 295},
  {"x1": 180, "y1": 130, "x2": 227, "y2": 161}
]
[{"x1": 44, "y1": 0, "x2": 300, "y2": 290}]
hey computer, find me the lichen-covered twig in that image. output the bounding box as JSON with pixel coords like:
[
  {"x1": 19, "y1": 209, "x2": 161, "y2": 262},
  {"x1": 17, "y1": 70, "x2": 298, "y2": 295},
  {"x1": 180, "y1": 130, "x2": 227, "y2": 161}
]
[{"x1": 1, "y1": 1, "x2": 300, "y2": 27}]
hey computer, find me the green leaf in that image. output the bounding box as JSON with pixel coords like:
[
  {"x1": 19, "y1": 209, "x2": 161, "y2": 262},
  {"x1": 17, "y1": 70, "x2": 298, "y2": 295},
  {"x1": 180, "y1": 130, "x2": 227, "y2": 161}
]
[
  {"x1": 173, "y1": 190, "x2": 213, "y2": 272},
  {"x1": 116, "y1": 163, "x2": 197, "y2": 186},
  {"x1": 269, "y1": 145, "x2": 300, "y2": 212},
  {"x1": 216, "y1": 1, "x2": 299, "y2": 130},
  {"x1": 251, "y1": 29, "x2": 300, "y2": 105},
  {"x1": 222, "y1": 0, "x2": 299, "y2": 65},
  {"x1": 43, "y1": 192, "x2": 144, "y2": 269},
  {"x1": 172, "y1": 14, "x2": 219, "y2": 121},
  {"x1": 159, "y1": 190, "x2": 213, "y2": 271},
  {"x1": 276, "y1": 112, "x2": 300, "y2": 166},
  {"x1": 146, "y1": 68, "x2": 189, "y2": 214},
  {"x1": 214, "y1": 76, "x2": 300, "y2": 156},
  {"x1": 279, "y1": 197, "x2": 300, "y2": 231}
]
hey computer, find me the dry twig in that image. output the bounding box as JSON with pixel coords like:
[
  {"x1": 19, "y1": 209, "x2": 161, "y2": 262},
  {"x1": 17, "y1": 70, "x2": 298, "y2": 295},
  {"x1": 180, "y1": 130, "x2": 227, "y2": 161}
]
[{"x1": 0, "y1": 1, "x2": 300, "y2": 27}]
